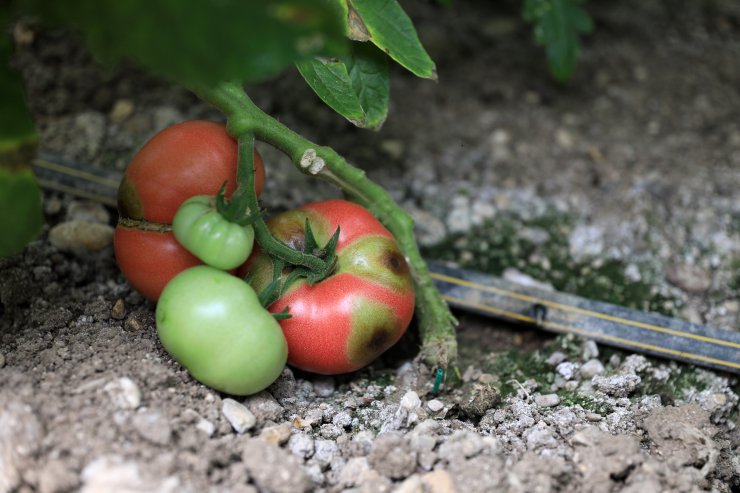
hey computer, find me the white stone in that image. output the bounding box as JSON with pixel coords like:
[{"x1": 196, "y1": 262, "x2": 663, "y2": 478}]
[
  {"x1": 222, "y1": 398, "x2": 256, "y2": 434},
  {"x1": 104, "y1": 377, "x2": 141, "y2": 409},
  {"x1": 427, "y1": 399, "x2": 445, "y2": 412}
]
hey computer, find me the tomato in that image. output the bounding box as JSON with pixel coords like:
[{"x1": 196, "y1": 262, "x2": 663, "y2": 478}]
[
  {"x1": 156, "y1": 265, "x2": 288, "y2": 396},
  {"x1": 172, "y1": 195, "x2": 255, "y2": 270},
  {"x1": 243, "y1": 200, "x2": 415, "y2": 375},
  {"x1": 115, "y1": 120, "x2": 265, "y2": 300}
]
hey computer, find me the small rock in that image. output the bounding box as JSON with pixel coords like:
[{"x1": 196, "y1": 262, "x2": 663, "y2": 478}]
[
  {"x1": 427, "y1": 399, "x2": 445, "y2": 412},
  {"x1": 0, "y1": 352, "x2": 5, "y2": 368},
  {"x1": 132, "y1": 409, "x2": 172, "y2": 445},
  {"x1": 380, "y1": 139, "x2": 404, "y2": 159},
  {"x1": 666, "y1": 262, "x2": 711, "y2": 293},
  {"x1": 242, "y1": 438, "x2": 311, "y2": 493},
  {"x1": 556, "y1": 362, "x2": 580, "y2": 380},
  {"x1": 422, "y1": 469, "x2": 460, "y2": 493},
  {"x1": 592, "y1": 373, "x2": 641, "y2": 397},
  {"x1": 222, "y1": 398, "x2": 256, "y2": 434},
  {"x1": 336, "y1": 457, "x2": 372, "y2": 488},
  {"x1": 580, "y1": 359, "x2": 605, "y2": 378},
  {"x1": 49, "y1": 221, "x2": 114, "y2": 252},
  {"x1": 259, "y1": 422, "x2": 293, "y2": 445},
  {"x1": 535, "y1": 394, "x2": 561, "y2": 408},
  {"x1": 195, "y1": 419, "x2": 215, "y2": 437},
  {"x1": 66, "y1": 201, "x2": 110, "y2": 224},
  {"x1": 0, "y1": 398, "x2": 44, "y2": 493},
  {"x1": 80, "y1": 455, "x2": 179, "y2": 493},
  {"x1": 38, "y1": 459, "x2": 79, "y2": 493},
  {"x1": 368, "y1": 432, "x2": 417, "y2": 480},
  {"x1": 332, "y1": 411, "x2": 353, "y2": 429},
  {"x1": 400, "y1": 390, "x2": 422, "y2": 411},
  {"x1": 312, "y1": 376, "x2": 336, "y2": 397},
  {"x1": 267, "y1": 368, "x2": 296, "y2": 402},
  {"x1": 245, "y1": 391, "x2": 284, "y2": 423},
  {"x1": 582, "y1": 340, "x2": 599, "y2": 360},
  {"x1": 395, "y1": 474, "x2": 425, "y2": 493},
  {"x1": 314, "y1": 439, "x2": 341, "y2": 469},
  {"x1": 546, "y1": 352, "x2": 567, "y2": 366},
  {"x1": 319, "y1": 423, "x2": 342, "y2": 439},
  {"x1": 110, "y1": 99, "x2": 135, "y2": 123},
  {"x1": 110, "y1": 299, "x2": 126, "y2": 320},
  {"x1": 288, "y1": 432, "x2": 315, "y2": 459},
  {"x1": 438, "y1": 430, "x2": 486, "y2": 462},
  {"x1": 104, "y1": 377, "x2": 141, "y2": 409},
  {"x1": 503, "y1": 268, "x2": 555, "y2": 292}
]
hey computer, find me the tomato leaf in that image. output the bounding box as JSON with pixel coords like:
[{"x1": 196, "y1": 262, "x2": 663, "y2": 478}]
[
  {"x1": 345, "y1": 0, "x2": 437, "y2": 80},
  {"x1": 0, "y1": 30, "x2": 43, "y2": 258},
  {"x1": 15, "y1": 0, "x2": 348, "y2": 86},
  {"x1": 296, "y1": 41, "x2": 389, "y2": 129},
  {"x1": 523, "y1": 0, "x2": 593, "y2": 81}
]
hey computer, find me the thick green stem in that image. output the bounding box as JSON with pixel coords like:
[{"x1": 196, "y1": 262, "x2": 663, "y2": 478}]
[
  {"x1": 195, "y1": 82, "x2": 458, "y2": 371},
  {"x1": 233, "y1": 135, "x2": 327, "y2": 271}
]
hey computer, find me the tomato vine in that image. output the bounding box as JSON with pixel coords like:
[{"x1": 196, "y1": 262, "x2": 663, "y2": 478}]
[{"x1": 194, "y1": 82, "x2": 459, "y2": 372}]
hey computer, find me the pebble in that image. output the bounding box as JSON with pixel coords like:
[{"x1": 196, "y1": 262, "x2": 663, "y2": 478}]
[
  {"x1": 0, "y1": 399, "x2": 44, "y2": 493},
  {"x1": 242, "y1": 438, "x2": 311, "y2": 493},
  {"x1": 427, "y1": 399, "x2": 445, "y2": 412},
  {"x1": 459, "y1": 382, "x2": 500, "y2": 418},
  {"x1": 312, "y1": 376, "x2": 336, "y2": 397},
  {"x1": 580, "y1": 359, "x2": 605, "y2": 378},
  {"x1": 666, "y1": 262, "x2": 711, "y2": 293},
  {"x1": 245, "y1": 391, "x2": 284, "y2": 423},
  {"x1": 222, "y1": 398, "x2": 257, "y2": 434},
  {"x1": 400, "y1": 390, "x2": 422, "y2": 411},
  {"x1": 368, "y1": 432, "x2": 417, "y2": 479},
  {"x1": 38, "y1": 459, "x2": 79, "y2": 493},
  {"x1": 66, "y1": 201, "x2": 110, "y2": 224},
  {"x1": 556, "y1": 362, "x2": 580, "y2": 380},
  {"x1": 49, "y1": 221, "x2": 114, "y2": 252},
  {"x1": 547, "y1": 352, "x2": 568, "y2": 366},
  {"x1": 110, "y1": 99, "x2": 135, "y2": 123},
  {"x1": 195, "y1": 419, "x2": 215, "y2": 437},
  {"x1": 103, "y1": 377, "x2": 141, "y2": 409},
  {"x1": 313, "y1": 439, "x2": 340, "y2": 469},
  {"x1": 535, "y1": 394, "x2": 561, "y2": 408},
  {"x1": 259, "y1": 422, "x2": 293, "y2": 445},
  {"x1": 582, "y1": 340, "x2": 599, "y2": 360},
  {"x1": 132, "y1": 409, "x2": 172, "y2": 445},
  {"x1": 110, "y1": 299, "x2": 126, "y2": 320},
  {"x1": 80, "y1": 455, "x2": 179, "y2": 493},
  {"x1": 592, "y1": 373, "x2": 641, "y2": 397},
  {"x1": 288, "y1": 432, "x2": 315, "y2": 459},
  {"x1": 503, "y1": 268, "x2": 555, "y2": 292},
  {"x1": 422, "y1": 469, "x2": 460, "y2": 493}
]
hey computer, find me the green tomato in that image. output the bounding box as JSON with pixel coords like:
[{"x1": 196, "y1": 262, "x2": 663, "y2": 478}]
[
  {"x1": 173, "y1": 195, "x2": 254, "y2": 270},
  {"x1": 156, "y1": 265, "x2": 288, "y2": 395}
]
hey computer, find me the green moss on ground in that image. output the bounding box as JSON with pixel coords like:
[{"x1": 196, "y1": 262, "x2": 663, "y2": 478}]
[{"x1": 422, "y1": 211, "x2": 680, "y2": 315}]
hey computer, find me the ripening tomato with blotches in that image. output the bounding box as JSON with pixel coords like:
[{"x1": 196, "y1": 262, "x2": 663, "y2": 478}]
[
  {"x1": 115, "y1": 120, "x2": 265, "y2": 300},
  {"x1": 242, "y1": 199, "x2": 415, "y2": 375}
]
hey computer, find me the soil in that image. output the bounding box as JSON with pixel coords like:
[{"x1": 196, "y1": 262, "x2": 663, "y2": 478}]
[{"x1": 2, "y1": 1, "x2": 739, "y2": 492}]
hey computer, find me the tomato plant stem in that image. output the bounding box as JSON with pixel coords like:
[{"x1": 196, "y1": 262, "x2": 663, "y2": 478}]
[
  {"x1": 195, "y1": 81, "x2": 458, "y2": 372},
  {"x1": 233, "y1": 132, "x2": 329, "y2": 272}
]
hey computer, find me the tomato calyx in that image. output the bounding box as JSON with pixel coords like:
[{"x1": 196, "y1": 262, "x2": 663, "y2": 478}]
[
  {"x1": 253, "y1": 219, "x2": 341, "y2": 309},
  {"x1": 214, "y1": 182, "x2": 264, "y2": 227}
]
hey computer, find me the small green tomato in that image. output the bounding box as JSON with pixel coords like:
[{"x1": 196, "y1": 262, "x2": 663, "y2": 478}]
[
  {"x1": 173, "y1": 195, "x2": 254, "y2": 270},
  {"x1": 156, "y1": 265, "x2": 288, "y2": 395}
]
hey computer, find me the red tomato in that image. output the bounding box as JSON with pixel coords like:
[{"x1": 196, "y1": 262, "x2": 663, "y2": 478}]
[
  {"x1": 243, "y1": 200, "x2": 415, "y2": 375},
  {"x1": 115, "y1": 120, "x2": 265, "y2": 300}
]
